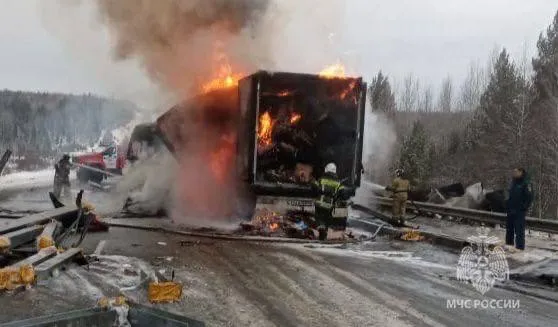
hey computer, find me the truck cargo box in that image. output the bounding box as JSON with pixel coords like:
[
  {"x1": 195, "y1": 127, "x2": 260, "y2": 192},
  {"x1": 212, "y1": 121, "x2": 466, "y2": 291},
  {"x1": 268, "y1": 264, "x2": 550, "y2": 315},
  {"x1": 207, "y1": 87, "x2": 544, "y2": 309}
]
[
  {"x1": 237, "y1": 71, "x2": 366, "y2": 197},
  {"x1": 156, "y1": 71, "x2": 366, "y2": 199}
]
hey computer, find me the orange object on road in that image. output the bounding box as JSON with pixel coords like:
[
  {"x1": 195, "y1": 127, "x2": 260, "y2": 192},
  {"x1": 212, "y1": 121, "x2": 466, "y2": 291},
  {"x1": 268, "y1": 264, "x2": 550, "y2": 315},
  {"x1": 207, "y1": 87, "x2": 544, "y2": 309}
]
[{"x1": 148, "y1": 281, "x2": 183, "y2": 303}]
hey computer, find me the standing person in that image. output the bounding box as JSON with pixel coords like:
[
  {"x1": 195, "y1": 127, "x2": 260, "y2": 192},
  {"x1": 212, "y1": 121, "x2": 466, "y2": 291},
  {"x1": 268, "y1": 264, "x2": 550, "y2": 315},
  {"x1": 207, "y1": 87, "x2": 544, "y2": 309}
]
[
  {"x1": 386, "y1": 169, "x2": 410, "y2": 226},
  {"x1": 313, "y1": 163, "x2": 351, "y2": 240},
  {"x1": 506, "y1": 168, "x2": 533, "y2": 251},
  {"x1": 53, "y1": 154, "x2": 72, "y2": 199}
]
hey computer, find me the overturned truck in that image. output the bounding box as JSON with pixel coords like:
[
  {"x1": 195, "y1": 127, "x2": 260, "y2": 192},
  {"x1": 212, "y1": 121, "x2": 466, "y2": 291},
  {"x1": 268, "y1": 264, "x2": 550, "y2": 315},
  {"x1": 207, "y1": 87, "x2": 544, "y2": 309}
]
[{"x1": 156, "y1": 71, "x2": 366, "y2": 225}]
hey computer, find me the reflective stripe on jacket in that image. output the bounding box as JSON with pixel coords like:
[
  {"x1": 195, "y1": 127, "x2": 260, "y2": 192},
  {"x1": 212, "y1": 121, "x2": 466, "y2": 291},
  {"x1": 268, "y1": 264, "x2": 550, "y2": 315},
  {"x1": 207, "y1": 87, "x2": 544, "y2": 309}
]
[{"x1": 314, "y1": 175, "x2": 345, "y2": 209}]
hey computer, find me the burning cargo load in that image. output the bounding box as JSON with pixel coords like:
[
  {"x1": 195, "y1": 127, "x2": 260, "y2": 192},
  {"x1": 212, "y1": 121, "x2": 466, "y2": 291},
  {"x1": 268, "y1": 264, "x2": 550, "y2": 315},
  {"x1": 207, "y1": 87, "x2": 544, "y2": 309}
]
[
  {"x1": 156, "y1": 70, "x2": 366, "y2": 220},
  {"x1": 239, "y1": 71, "x2": 366, "y2": 196}
]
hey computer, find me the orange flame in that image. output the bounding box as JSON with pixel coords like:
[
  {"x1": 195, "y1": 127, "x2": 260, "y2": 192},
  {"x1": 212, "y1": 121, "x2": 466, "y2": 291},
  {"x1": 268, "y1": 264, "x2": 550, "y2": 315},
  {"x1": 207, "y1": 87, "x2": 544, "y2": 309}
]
[
  {"x1": 202, "y1": 63, "x2": 244, "y2": 93},
  {"x1": 269, "y1": 223, "x2": 280, "y2": 232},
  {"x1": 277, "y1": 90, "x2": 293, "y2": 97},
  {"x1": 258, "y1": 111, "x2": 274, "y2": 146},
  {"x1": 290, "y1": 112, "x2": 301, "y2": 124},
  {"x1": 319, "y1": 62, "x2": 346, "y2": 79}
]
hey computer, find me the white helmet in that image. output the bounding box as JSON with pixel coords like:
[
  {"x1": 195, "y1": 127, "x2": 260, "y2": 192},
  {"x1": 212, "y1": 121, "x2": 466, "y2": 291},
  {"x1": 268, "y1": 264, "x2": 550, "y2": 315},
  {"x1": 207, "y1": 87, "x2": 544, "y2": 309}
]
[{"x1": 324, "y1": 163, "x2": 337, "y2": 174}]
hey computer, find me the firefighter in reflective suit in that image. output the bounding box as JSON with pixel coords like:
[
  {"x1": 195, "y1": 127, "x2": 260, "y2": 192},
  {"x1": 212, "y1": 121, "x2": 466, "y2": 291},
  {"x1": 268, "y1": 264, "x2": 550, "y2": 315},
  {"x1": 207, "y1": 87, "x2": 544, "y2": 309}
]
[
  {"x1": 385, "y1": 169, "x2": 410, "y2": 225},
  {"x1": 313, "y1": 163, "x2": 351, "y2": 240}
]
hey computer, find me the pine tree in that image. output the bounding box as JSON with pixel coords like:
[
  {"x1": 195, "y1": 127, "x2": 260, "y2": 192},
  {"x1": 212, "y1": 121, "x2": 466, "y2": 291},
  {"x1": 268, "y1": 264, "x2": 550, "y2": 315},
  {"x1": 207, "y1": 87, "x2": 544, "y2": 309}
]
[
  {"x1": 398, "y1": 120, "x2": 433, "y2": 186},
  {"x1": 531, "y1": 10, "x2": 558, "y2": 217},
  {"x1": 368, "y1": 71, "x2": 396, "y2": 113},
  {"x1": 472, "y1": 48, "x2": 530, "y2": 182}
]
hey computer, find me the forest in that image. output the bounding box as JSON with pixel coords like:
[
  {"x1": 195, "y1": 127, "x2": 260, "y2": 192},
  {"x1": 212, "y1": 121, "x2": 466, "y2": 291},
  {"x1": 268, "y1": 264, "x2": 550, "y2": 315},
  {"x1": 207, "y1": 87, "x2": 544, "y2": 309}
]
[
  {"x1": 0, "y1": 90, "x2": 136, "y2": 170},
  {"x1": 367, "y1": 10, "x2": 558, "y2": 219}
]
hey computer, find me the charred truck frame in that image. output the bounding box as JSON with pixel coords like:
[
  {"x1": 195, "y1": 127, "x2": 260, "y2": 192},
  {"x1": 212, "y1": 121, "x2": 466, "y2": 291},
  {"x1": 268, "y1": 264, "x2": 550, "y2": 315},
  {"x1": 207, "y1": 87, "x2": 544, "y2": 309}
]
[{"x1": 156, "y1": 71, "x2": 366, "y2": 226}]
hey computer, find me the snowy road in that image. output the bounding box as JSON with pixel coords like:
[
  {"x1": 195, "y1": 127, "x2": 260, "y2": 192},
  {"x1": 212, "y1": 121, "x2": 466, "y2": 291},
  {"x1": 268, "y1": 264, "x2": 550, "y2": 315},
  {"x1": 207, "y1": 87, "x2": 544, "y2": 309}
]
[
  {"x1": 1, "y1": 227, "x2": 557, "y2": 326},
  {"x1": 0, "y1": 174, "x2": 557, "y2": 326}
]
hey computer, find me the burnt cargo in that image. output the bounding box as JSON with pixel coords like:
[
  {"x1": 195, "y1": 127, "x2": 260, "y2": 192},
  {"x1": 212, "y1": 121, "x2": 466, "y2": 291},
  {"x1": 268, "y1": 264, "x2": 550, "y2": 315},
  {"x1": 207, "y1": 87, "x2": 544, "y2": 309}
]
[
  {"x1": 156, "y1": 71, "x2": 366, "y2": 197},
  {"x1": 238, "y1": 71, "x2": 366, "y2": 197}
]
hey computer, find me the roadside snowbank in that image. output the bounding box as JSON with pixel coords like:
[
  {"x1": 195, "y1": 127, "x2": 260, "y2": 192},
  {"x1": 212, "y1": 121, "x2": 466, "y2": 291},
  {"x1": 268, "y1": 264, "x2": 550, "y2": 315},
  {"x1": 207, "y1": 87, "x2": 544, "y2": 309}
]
[{"x1": 0, "y1": 169, "x2": 55, "y2": 190}]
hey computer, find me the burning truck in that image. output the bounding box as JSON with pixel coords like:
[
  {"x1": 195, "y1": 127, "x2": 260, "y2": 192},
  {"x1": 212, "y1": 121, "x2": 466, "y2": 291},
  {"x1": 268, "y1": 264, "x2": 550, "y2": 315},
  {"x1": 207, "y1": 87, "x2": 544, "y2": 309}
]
[{"x1": 146, "y1": 70, "x2": 366, "y2": 236}]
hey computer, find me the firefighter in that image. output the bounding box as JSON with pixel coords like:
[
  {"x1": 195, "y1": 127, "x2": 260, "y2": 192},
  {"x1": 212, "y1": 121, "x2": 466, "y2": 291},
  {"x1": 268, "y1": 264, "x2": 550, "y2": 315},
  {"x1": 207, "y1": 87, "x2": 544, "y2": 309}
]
[
  {"x1": 313, "y1": 163, "x2": 351, "y2": 240},
  {"x1": 386, "y1": 169, "x2": 410, "y2": 225},
  {"x1": 506, "y1": 168, "x2": 533, "y2": 251},
  {"x1": 53, "y1": 154, "x2": 72, "y2": 199}
]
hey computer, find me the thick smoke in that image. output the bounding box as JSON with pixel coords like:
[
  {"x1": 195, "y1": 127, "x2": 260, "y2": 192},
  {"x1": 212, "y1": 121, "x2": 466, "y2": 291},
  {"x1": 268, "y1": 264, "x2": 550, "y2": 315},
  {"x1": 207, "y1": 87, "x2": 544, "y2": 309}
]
[
  {"x1": 87, "y1": 0, "x2": 277, "y2": 223},
  {"x1": 94, "y1": 0, "x2": 274, "y2": 98},
  {"x1": 46, "y1": 0, "x2": 387, "y2": 223}
]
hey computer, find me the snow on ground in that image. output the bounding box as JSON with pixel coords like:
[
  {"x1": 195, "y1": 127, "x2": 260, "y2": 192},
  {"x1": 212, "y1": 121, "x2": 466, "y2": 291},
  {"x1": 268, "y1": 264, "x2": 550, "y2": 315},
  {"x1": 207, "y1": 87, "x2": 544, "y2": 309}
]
[{"x1": 0, "y1": 169, "x2": 54, "y2": 190}]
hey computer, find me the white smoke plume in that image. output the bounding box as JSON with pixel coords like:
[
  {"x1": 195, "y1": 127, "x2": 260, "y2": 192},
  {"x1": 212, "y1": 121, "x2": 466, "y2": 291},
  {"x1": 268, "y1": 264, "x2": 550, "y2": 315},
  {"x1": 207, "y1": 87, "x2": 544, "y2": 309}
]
[{"x1": 362, "y1": 105, "x2": 397, "y2": 185}]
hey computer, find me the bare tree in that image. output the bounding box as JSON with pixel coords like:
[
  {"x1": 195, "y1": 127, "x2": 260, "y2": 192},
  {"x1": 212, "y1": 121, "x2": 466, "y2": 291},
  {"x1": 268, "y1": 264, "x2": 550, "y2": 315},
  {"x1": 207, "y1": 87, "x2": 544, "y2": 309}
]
[
  {"x1": 399, "y1": 73, "x2": 420, "y2": 112},
  {"x1": 458, "y1": 60, "x2": 485, "y2": 111},
  {"x1": 438, "y1": 76, "x2": 453, "y2": 112},
  {"x1": 419, "y1": 85, "x2": 434, "y2": 112}
]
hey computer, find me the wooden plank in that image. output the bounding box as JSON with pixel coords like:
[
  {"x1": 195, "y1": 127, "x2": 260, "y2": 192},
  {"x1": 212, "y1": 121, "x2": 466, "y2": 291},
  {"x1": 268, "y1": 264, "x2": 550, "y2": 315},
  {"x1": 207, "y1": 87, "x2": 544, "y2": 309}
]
[
  {"x1": 35, "y1": 248, "x2": 83, "y2": 280},
  {"x1": 10, "y1": 247, "x2": 58, "y2": 268},
  {"x1": 36, "y1": 220, "x2": 62, "y2": 250},
  {"x1": 0, "y1": 207, "x2": 78, "y2": 235},
  {"x1": 0, "y1": 225, "x2": 44, "y2": 251}
]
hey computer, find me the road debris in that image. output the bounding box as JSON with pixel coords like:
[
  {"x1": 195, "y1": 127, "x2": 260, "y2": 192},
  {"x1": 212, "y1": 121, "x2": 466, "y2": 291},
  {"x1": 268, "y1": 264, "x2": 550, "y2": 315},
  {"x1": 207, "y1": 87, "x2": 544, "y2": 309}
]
[
  {"x1": 157, "y1": 242, "x2": 167, "y2": 246},
  {"x1": 34, "y1": 248, "x2": 85, "y2": 280},
  {"x1": 401, "y1": 230, "x2": 424, "y2": 241},
  {"x1": 98, "y1": 296, "x2": 132, "y2": 327},
  {"x1": 148, "y1": 281, "x2": 183, "y2": 303},
  {"x1": 36, "y1": 220, "x2": 62, "y2": 250}
]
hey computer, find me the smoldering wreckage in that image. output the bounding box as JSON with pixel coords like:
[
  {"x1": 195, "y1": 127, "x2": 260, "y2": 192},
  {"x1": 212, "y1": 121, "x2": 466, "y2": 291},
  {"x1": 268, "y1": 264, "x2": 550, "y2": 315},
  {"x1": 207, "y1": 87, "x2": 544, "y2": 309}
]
[{"x1": 0, "y1": 66, "x2": 520, "y2": 325}]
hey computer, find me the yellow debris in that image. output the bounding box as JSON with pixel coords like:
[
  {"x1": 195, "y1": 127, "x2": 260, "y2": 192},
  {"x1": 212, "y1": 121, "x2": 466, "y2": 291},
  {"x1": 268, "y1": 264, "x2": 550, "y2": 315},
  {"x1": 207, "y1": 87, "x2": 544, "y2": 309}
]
[
  {"x1": 97, "y1": 297, "x2": 110, "y2": 308},
  {"x1": 0, "y1": 268, "x2": 12, "y2": 289},
  {"x1": 401, "y1": 230, "x2": 424, "y2": 241},
  {"x1": 37, "y1": 235, "x2": 55, "y2": 250},
  {"x1": 148, "y1": 281, "x2": 183, "y2": 303},
  {"x1": 0, "y1": 268, "x2": 22, "y2": 290},
  {"x1": 0, "y1": 237, "x2": 11, "y2": 252},
  {"x1": 82, "y1": 202, "x2": 95, "y2": 213},
  {"x1": 0, "y1": 265, "x2": 36, "y2": 290},
  {"x1": 98, "y1": 296, "x2": 128, "y2": 309},
  {"x1": 114, "y1": 296, "x2": 127, "y2": 306},
  {"x1": 19, "y1": 265, "x2": 35, "y2": 285}
]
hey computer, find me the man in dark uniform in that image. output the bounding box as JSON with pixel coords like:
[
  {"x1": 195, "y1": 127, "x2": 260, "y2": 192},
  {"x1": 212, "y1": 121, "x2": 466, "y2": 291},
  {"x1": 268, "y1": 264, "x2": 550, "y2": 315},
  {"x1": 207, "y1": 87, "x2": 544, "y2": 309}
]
[
  {"x1": 506, "y1": 168, "x2": 533, "y2": 251},
  {"x1": 53, "y1": 154, "x2": 72, "y2": 199},
  {"x1": 313, "y1": 162, "x2": 352, "y2": 240}
]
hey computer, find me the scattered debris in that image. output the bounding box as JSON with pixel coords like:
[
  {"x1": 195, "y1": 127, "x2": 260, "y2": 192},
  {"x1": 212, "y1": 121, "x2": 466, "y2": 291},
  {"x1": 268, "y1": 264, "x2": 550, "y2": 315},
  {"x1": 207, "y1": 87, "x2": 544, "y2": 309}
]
[
  {"x1": 0, "y1": 264, "x2": 35, "y2": 290},
  {"x1": 34, "y1": 248, "x2": 85, "y2": 280},
  {"x1": 98, "y1": 296, "x2": 132, "y2": 327},
  {"x1": 148, "y1": 281, "x2": 183, "y2": 303},
  {"x1": 179, "y1": 240, "x2": 202, "y2": 246},
  {"x1": 401, "y1": 230, "x2": 425, "y2": 242},
  {"x1": 36, "y1": 220, "x2": 62, "y2": 251}
]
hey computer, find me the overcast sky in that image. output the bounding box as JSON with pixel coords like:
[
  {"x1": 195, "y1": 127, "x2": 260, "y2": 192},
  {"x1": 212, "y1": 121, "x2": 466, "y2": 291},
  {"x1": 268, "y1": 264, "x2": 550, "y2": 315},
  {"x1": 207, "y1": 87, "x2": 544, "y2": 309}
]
[{"x1": 0, "y1": 0, "x2": 556, "y2": 98}]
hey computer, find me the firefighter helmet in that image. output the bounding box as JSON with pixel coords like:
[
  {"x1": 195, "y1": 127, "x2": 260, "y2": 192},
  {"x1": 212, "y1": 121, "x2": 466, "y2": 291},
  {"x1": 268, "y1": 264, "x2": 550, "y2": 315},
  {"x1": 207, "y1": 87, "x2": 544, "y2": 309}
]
[
  {"x1": 324, "y1": 163, "x2": 337, "y2": 175},
  {"x1": 395, "y1": 168, "x2": 404, "y2": 177}
]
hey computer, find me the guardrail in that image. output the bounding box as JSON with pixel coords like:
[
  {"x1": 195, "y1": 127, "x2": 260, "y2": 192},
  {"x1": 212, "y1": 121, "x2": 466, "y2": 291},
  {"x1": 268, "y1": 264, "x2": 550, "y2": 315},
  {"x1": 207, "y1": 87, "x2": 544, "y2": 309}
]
[{"x1": 368, "y1": 196, "x2": 558, "y2": 234}]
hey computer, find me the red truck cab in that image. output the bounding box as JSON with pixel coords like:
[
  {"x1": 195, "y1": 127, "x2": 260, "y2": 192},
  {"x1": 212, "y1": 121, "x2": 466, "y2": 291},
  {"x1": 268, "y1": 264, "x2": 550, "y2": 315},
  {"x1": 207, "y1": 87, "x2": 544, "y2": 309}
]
[{"x1": 73, "y1": 143, "x2": 126, "y2": 183}]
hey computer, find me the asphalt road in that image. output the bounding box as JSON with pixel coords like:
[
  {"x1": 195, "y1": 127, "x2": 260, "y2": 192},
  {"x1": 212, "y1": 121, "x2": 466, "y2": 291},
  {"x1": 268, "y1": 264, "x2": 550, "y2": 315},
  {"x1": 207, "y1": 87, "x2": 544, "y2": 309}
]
[
  {"x1": 1, "y1": 226, "x2": 557, "y2": 327},
  {"x1": 0, "y1": 181, "x2": 557, "y2": 326}
]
